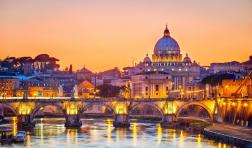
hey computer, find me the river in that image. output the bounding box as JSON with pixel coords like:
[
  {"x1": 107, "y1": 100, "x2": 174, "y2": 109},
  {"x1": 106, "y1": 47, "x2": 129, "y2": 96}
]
[{"x1": 1, "y1": 117, "x2": 235, "y2": 148}]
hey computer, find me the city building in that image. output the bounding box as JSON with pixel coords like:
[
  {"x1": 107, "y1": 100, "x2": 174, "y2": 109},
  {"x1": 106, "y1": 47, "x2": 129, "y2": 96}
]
[
  {"x1": 130, "y1": 72, "x2": 172, "y2": 98},
  {"x1": 209, "y1": 61, "x2": 244, "y2": 74},
  {"x1": 76, "y1": 67, "x2": 93, "y2": 82},
  {"x1": 218, "y1": 79, "x2": 252, "y2": 97},
  {"x1": 78, "y1": 80, "x2": 94, "y2": 98},
  {"x1": 15, "y1": 77, "x2": 60, "y2": 97},
  {"x1": 91, "y1": 67, "x2": 121, "y2": 86},
  {"x1": 0, "y1": 76, "x2": 20, "y2": 97},
  {"x1": 242, "y1": 55, "x2": 252, "y2": 70}
]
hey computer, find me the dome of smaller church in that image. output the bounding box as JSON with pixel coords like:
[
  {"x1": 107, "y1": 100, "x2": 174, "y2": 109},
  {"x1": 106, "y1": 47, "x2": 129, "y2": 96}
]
[
  {"x1": 183, "y1": 54, "x2": 192, "y2": 63},
  {"x1": 143, "y1": 54, "x2": 151, "y2": 63}
]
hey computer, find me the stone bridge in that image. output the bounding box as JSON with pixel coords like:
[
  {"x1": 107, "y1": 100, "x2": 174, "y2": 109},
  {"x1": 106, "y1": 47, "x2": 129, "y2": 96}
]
[{"x1": 0, "y1": 97, "x2": 251, "y2": 129}]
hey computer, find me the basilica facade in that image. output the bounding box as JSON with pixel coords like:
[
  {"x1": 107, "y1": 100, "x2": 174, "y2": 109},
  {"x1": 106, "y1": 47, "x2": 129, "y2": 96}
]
[{"x1": 128, "y1": 26, "x2": 201, "y2": 99}]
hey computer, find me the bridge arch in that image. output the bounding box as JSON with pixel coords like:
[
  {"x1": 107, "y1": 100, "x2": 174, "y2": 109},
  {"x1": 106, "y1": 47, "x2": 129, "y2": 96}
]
[
  {"x1": 176, "y1": 102, "x2": 213, "y2": 121},
  {"x1": 0, "y1": 103, "x2": 18, "y2": 116},
  {"x1": 82, "y1": 102, "x2": 114, "y2": 114},
  {"x1": 31, "y1": 103, "x2": 66, "y2": 119},
  {"x1": 129, "y1": 102, "x2": 164, "y2": 116}
]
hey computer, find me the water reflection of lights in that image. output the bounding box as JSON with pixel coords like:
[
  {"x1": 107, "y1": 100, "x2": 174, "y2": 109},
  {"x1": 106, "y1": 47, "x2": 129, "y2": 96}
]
[
  {"x1": 116, "y1": 128, "x2": 127, "y2": 141},
  {"x1": 107, "y1": 119, "x2": 112, "y2": 142},
  {"x1": 179, "y1": 130, "x2": 184, "y2": 147},
  {"x1": 218, "y1": 143, "x2": 227, "y2": 148},
  {"x1": 197, "y1": 134, "x2": 202, "y2": 148},
  {"x1": 67, "y1": 129, "x2": 78, "y2": 144},
  {"x1": 12, "y1": 117, "x2": 17, "y2": 136},
  {"x1": 132, "y1": 122, "x2": 137, "y2": 145},
  {"x1": 157, "y1": 124, "x2": 162, "y2": 144},
  {"x1": 40, "y1": 118, "x2": 44, "y2": 146},
  {"x1": 26, "y1": 133, "x2": 31, "y2": 146}
]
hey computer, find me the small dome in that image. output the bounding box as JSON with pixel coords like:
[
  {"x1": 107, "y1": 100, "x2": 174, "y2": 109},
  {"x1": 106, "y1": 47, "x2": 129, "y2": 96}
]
[
  {"x1": 183, "y1": 53, "x2": 192, "y2": 63},
  {"x1": 154, "y1": 25, "x2": 180, "y2": 54},
  {"x1": 143, "y1": 54, "x2": 151, "y2": 63}
]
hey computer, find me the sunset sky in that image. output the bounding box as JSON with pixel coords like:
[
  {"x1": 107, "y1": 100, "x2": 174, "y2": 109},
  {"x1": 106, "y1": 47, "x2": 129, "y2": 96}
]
[{"x1": 0, "y1": 0, "x2": 251, "y2": 72}]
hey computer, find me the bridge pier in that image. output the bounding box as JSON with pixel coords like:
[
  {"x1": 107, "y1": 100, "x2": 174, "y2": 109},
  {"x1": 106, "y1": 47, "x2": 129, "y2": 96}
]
[
  {"x1": 65, "y1": 114, "x2": 82, "y2": 128},
  {"x1": 113, "y1": 114, "x2": 130, "y2": 128},
  {"x1": 17, "y1": 115, "x2": 35, "y2": 130},
  {"x1": 160, "y1": 114, "x2": 176, "y2": 128},
  {"x1": 64, "y1": 101, "x2": 82, "y2": 128}
]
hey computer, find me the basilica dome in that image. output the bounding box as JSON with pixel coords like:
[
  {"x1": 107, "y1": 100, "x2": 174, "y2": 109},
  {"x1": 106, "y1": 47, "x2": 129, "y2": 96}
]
[{"x1": 154, "y1": 26, "x2": 180, "y2": 54}]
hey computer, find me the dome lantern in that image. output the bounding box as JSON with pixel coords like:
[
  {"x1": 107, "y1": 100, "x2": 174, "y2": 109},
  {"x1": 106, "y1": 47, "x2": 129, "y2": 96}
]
[{"x1": 164, "y1": 24, "x2": 170, "y2": 37}]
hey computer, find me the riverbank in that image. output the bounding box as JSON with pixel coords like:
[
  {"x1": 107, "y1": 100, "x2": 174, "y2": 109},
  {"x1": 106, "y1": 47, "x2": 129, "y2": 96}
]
[{"x1": 204, "y1": 123, "x2": 252, "y2": 147}]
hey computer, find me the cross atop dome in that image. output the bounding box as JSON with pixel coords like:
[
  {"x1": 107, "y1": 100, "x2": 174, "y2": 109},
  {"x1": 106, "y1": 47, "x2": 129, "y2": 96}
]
[{"x1": 164, "y1": 24, "x2": 170, "y2": 37}]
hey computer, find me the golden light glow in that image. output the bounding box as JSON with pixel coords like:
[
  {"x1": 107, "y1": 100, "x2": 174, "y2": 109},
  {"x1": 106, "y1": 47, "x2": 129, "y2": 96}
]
[
  {"x1": 66, "y1": 129, "x2": 78, "y2": 144},
  {"x1": 12, "y1": 117, "x2": 17, "y2": 136},
  {"x1": 107, "y1": 119, "x2": 112, "y2": 142},
  {"x1": 197, "y1": 134, "x2": 202, "y2": 148},
  {"x1": 18, "y1": 103, "x2": 32, "y2": 115},
  {"x1": 157, "y1": 124, "x2": 162, "y2": 144},
  {"x1": 114, "y1": 103, "x2": 127, "y2": 114},
  {"x1": 179, "y1": 130, "x2": 184, "y2": 146},
  {"x1": 132, "y1": 122, "x2": 137, "y2": 145},
  {"x1": 65, "y1": 102, "x2": 79, "y2": 115},
  {"x1": 244, "y1": 103, "x2": 248, "y2": 107},
  {"x1": 164, "y1": 102, "x2": 176, "y2": 114}
]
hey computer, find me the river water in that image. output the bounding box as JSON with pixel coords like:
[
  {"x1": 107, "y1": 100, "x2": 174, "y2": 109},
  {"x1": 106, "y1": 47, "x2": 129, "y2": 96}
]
[{"x1": 1, "y1": 118, "x2": 234, "y2": 148}]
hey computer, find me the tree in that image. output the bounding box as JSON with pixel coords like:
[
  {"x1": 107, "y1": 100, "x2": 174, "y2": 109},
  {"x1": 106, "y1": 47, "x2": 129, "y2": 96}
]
[
  {"x1": 69, "y1": 64, "x2": 73, "y2": 74},
  {"x1": 97, "y1": 84, "x2": 120, "y2": 98}
]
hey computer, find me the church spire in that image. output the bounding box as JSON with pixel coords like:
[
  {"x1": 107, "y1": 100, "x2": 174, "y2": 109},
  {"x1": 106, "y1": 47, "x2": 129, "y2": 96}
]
[{"x1": 164, "y1": 24, "x2": 170, "y2": 37}]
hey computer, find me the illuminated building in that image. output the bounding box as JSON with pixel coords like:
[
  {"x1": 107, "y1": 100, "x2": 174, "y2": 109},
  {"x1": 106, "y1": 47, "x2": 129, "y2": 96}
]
[
  {"x1": 78, "y1": 80, "x2": 94, "y2": 98},
  {"x1": 15, "y1": 77, "x2": 60, "y2": 97},
  {"x1": 127, "y1": 25, "x2": 201, "y2": 98},
  {"x1": 218, "y1": 79, "x2": 252, "y2": 97},
  {"x1": 130, "y1": 72, "x2": 172, "y2": 98},
  {"x1": 0, "y1": 77, "x2": 20, "y2": 97}
]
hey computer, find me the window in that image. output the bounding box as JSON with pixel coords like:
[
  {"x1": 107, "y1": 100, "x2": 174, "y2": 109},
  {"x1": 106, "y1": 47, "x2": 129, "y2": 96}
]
[{"x1": 155, "y1": 85, "x2": 159, "y2": 91}]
